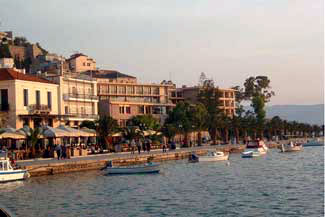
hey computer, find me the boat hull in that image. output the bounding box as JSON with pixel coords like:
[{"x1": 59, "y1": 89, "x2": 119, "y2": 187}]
[
  {"x1": 280, "y1": 144, "x2": 303, "y2": 152},
  {"x1": 199, "y1": 155, "x2": 229, "y2": 162},
  {"x1": 0, "y1": 170, "x2": 30, "y2": 183},
  {"x1": 106, "y1": 164, "x2": 160, "y2": 175}
]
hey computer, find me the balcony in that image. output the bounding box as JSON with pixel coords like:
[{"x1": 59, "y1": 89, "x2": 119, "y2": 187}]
[
  {"x1": 65, "y1": 113, "x2": 98, "y2": 120},
  {"x1": 28, "y1": 104, "x2": 50, "y2": 114},
  {"x1": 0, "y1": 103, "x2": 9, "y2": 112},
  {"x1": 63, "y1": 93, "x2": 98, "y2": 101}
]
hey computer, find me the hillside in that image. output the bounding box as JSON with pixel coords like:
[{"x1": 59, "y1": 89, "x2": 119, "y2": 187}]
[{"x1": 265, "y1": 104, "x2": 324, "y2": 125}]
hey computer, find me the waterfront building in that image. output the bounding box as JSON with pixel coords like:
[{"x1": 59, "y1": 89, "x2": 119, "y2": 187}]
[
  {"x1": 0, "y1": 68, "x2": 59, "y2": 129},
  {"x1": 45, "y1": 72, "x2": 99, "y2": 128},
  {"x1": 85, "y1": 70, "x2": 175, "y2": 126},
  {"x1": 170, "y1": 86, "x2": 236, "y2": 117},
  {"x1": 67, "y1": 53, "x2": 96, "y2": 73}
]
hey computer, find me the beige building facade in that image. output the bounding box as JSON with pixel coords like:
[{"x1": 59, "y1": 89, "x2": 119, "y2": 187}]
[
  {"x1": 0, "y1": 68, "x2": 59, "y2": 129},
  {"x1": 91, "y1": 70, "x2": 175, "y2": 126},
  {"x1": 46, "y1": 73, "x2": 99, "y2": 127},
  {"x1": 67, "y1": 53, "x2": 96, "y2": 73}
]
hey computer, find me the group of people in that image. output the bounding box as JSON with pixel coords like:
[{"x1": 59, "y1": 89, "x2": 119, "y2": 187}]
[
  {"x1": 129, "y1": 138, "x2": 153, "y2": 154},
  {"x1": 55, "y1": 144, "x2": 68, "y2": 160},
  {"x1": 129, "y1": 139, "x2": 173, "y2": 154}
]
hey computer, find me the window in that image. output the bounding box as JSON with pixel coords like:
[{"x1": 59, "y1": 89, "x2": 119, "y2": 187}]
[
  {"x1": 138, "y1": 106, "x2": 144, "y2": 114},
  {"x1": 83, "y1": 62, "x2": 86, "y2": 66},
  {"x1": 87, "y1": 63, "x2": 90, "y2": 66},
  {"x1": 126, "y1": 106, "x2": 131, "y2": 114},
  {"x1": 36, "y1": 90, "x2": 40, "y2": 106},
  {"x1": 119, "y1": 106, "x2": 124, "y2": 114},
  {"x1": 81, "y1": 107, "x2": 85, "y2": 114},
  {"x1": 47, "y1": 92, "x2": 52, "y2": 109},
  {"x1": 22, "y1": 118, "x2": 29, "y2": 127},
  {"x1": 65, "y1": 106, "x2": 69, "y2": 114},
  {"x1": 23, "y1": 89, "x2": 28, "y2": 106}
]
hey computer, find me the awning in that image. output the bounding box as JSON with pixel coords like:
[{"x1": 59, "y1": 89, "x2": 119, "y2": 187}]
[
  {"x1": 0, "y1": 132, "x2": 25, "y2": 139},
  {"x1": 42, "y1": 126, "x2": 69, "y2": 138}
]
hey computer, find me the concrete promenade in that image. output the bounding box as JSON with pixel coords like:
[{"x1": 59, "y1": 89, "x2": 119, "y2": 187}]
[{"x1": 17, "y1": 144, "x2": 247, "y2": 176}]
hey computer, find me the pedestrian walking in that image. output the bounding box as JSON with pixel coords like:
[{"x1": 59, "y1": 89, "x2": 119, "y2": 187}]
[
  {"x1": 55, "y1": 144, "x2": 62, "y2": 160},
  {"x1": 162, "y1": 142, "x2": 167, "y2": 153},
  {"x1": 146, "y1": 139, "x2": 151, "y2": 153},
  {"x1": 142, "y1": 140, "x2": 146, "y2": 153},
  {"x1": 137, "y1": 139, "x2": 142, "y2": 154},
  {"x1": 130, "y1": 139, "x2": 136, "y2": 154},
  {"x1": 62, "y1": 145, "x2": 67, "y2": 159}
]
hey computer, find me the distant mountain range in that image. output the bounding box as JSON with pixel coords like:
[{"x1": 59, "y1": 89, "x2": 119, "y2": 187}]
[
  {"x1": 265, "y1": 104, "x2": 324, "y2": 125},
  {"x1": 244, "y1": 104, "x2": 324, "y2": 125}
]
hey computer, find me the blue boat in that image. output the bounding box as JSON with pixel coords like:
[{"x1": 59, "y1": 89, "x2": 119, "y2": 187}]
[{"x1": 105, "y1": 162, "x2": 160, "y2": 175}]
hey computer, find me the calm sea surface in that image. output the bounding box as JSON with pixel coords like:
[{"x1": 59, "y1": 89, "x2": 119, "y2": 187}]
[{"x1": 0, "y1": 147, "x2": 323, "y2": 217}]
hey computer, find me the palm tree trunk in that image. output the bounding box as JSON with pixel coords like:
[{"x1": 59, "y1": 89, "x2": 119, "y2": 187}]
[{"x1": 235, "y1": 128, "x2": 240, "y2": 144}]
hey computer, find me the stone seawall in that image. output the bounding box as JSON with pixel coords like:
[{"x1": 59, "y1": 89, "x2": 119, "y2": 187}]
[{"x1": 21, "y1": 145, "x2": 246, "y2": 177}]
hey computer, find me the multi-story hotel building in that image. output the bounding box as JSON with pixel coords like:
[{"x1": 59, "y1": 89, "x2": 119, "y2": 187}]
[
  {"x1": 171, "y1": 86, "x2": 236, "y2": 117},
  {"x1": 45, "y1": 73, "x2": 99, "y2": 127},
  {"x1": 86, "y1": 70, "x2": 175, "y2": 126},
  {"x1": 0, "y1": 68, "x2": 59, "y2": 129}
]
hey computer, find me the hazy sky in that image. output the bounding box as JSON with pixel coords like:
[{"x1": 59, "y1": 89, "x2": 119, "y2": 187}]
[{"x1": 1, "y1": 0, "x2": 323, "y2": 105}]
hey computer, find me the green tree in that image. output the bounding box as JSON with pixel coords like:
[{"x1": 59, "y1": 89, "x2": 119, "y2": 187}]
[
  {"x1": 0, "y1": 38, "x2": 12, "y2": 58},
  {"x1": 80, "y1": 120, "x2": 96, "y2": 130},
  {"x1": 21, "y1": 126, "x2": 42, "y2": 158},
  {"x1": 128, "y1": 114, "x2": 160, "y2": 131},
  {"x1": 161, "y1": 123, "x2": 177, "y2": 143},
  {"x1": 243, "y1": 76, "x2": 275, "y2": 139},
  {"x1": 197, "y1": 80, "x2": 223, "y2": 145},
  {"x1": 96, "y1": 116, "x2": 119, "y2": 151},
  {"x1": 165, "y1": 101, "x2": 194, "y2": 147},
  {"x1": 191, "y1": 103, "x2": 208, "y2": 146}
]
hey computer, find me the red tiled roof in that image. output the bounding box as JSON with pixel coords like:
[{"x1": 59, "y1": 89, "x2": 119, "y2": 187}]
[{"x1": 0, "y1": 68, "x2": 55, "y2": 84}]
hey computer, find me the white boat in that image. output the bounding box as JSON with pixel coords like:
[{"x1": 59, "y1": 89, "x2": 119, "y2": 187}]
[
  {"x1": 105, "y1": 162, "x2": 160, "y2": 175},
  {"x1": 241, "y1": 140, "x2": 268, "y2": 158},
  {"x1": 280, "y1": 142, "x2": 303, "y2": 152},
  {"x1": 199, "y1": 151, "x2": 229, "y2": 162},
  {"x1": 0, "y1": 152, "x2": 30, "y2": 183}
]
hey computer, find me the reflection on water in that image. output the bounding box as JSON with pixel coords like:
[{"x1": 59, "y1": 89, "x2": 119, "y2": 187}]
[{"x1": 0, "y1": 147, "x2": 323, "y2": 217}]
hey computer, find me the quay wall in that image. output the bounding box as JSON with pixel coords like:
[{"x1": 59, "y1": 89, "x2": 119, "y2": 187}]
[{"x1": 22, "y1": 145, "x2": 246, "y2": 177}]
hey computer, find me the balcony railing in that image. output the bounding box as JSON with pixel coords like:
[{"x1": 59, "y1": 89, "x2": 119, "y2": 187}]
[
  {"x1": 28, "y1": 104, "x2": 50, "y2": 114},
  {"x1": 63, "y1": 93, "x2": 98, "y2": 100},
  {"x1": 0, "y1": 103, "x2": 9, "y2": 112},
  {"x1": 65, "y1": 113, "x2": 98, "y2": 119}
]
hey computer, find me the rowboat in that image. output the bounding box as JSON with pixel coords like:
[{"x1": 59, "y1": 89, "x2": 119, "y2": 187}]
[
  {"x1": 199, "y1": 151, "x2": 229, "y2": 162},
  {"x1": 0, "y1": 152, "x2": 30, "y2": 183},
  {"x1": 105, "y1": 162, "x2": 160, "y2": 175},
  {"x1": 280, "y1": 142, "x2": 303, "y2": 152},
  {"x1": 241, "y1": 140, "x2": 268, "y2": 158}
]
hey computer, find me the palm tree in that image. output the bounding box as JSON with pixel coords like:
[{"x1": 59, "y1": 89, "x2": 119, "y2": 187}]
[
  {"x1": 165, "y1": 102, "x2": 194, "y2": 147},
  {"x1": 21, "y1": 126, "x2": 42, "y2": 158},
  {"x1": 191, "y1": 103, "x2": 208, "y2": 146},
  {"x1": 219, "y1": 114, "x2": 232, "y2": 144},
  {"x1": 161, "y1": 123, "x2": 177, "y2": 143},
  {"x1": 122, "y1": 126, "x2": 142, "y2": 142},
  {"x1": 96, "y1": 116, "x2": 119, "y2": 151}
]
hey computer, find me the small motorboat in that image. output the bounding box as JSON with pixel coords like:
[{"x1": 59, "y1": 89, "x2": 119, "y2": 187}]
[
  {"x1": 241, "y1": 140, "x2": 268, "y2": 158},
  {"x1": 0, "y1": 152, "x2": 30, "y2": 183},
  {"x1": 105, "y1": 161, "x2": 160, "y2": 175},
  {"x1": 280, "y1": 141, "x2": 303, "y2": 152},
  {"x1": 199, "y1": 151, "x2": 229, "y2": 162},
  {"x1": 303, "y1": 138, "x2": 324, "y2": 147},
  {"x1": 188, "y1": 152, "x2": 199, "y2": 163}
]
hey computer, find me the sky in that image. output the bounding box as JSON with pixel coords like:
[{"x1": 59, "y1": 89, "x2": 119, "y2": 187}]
[{"x1": 1, "y1": 0, "x2": 324, "y2": 105}]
